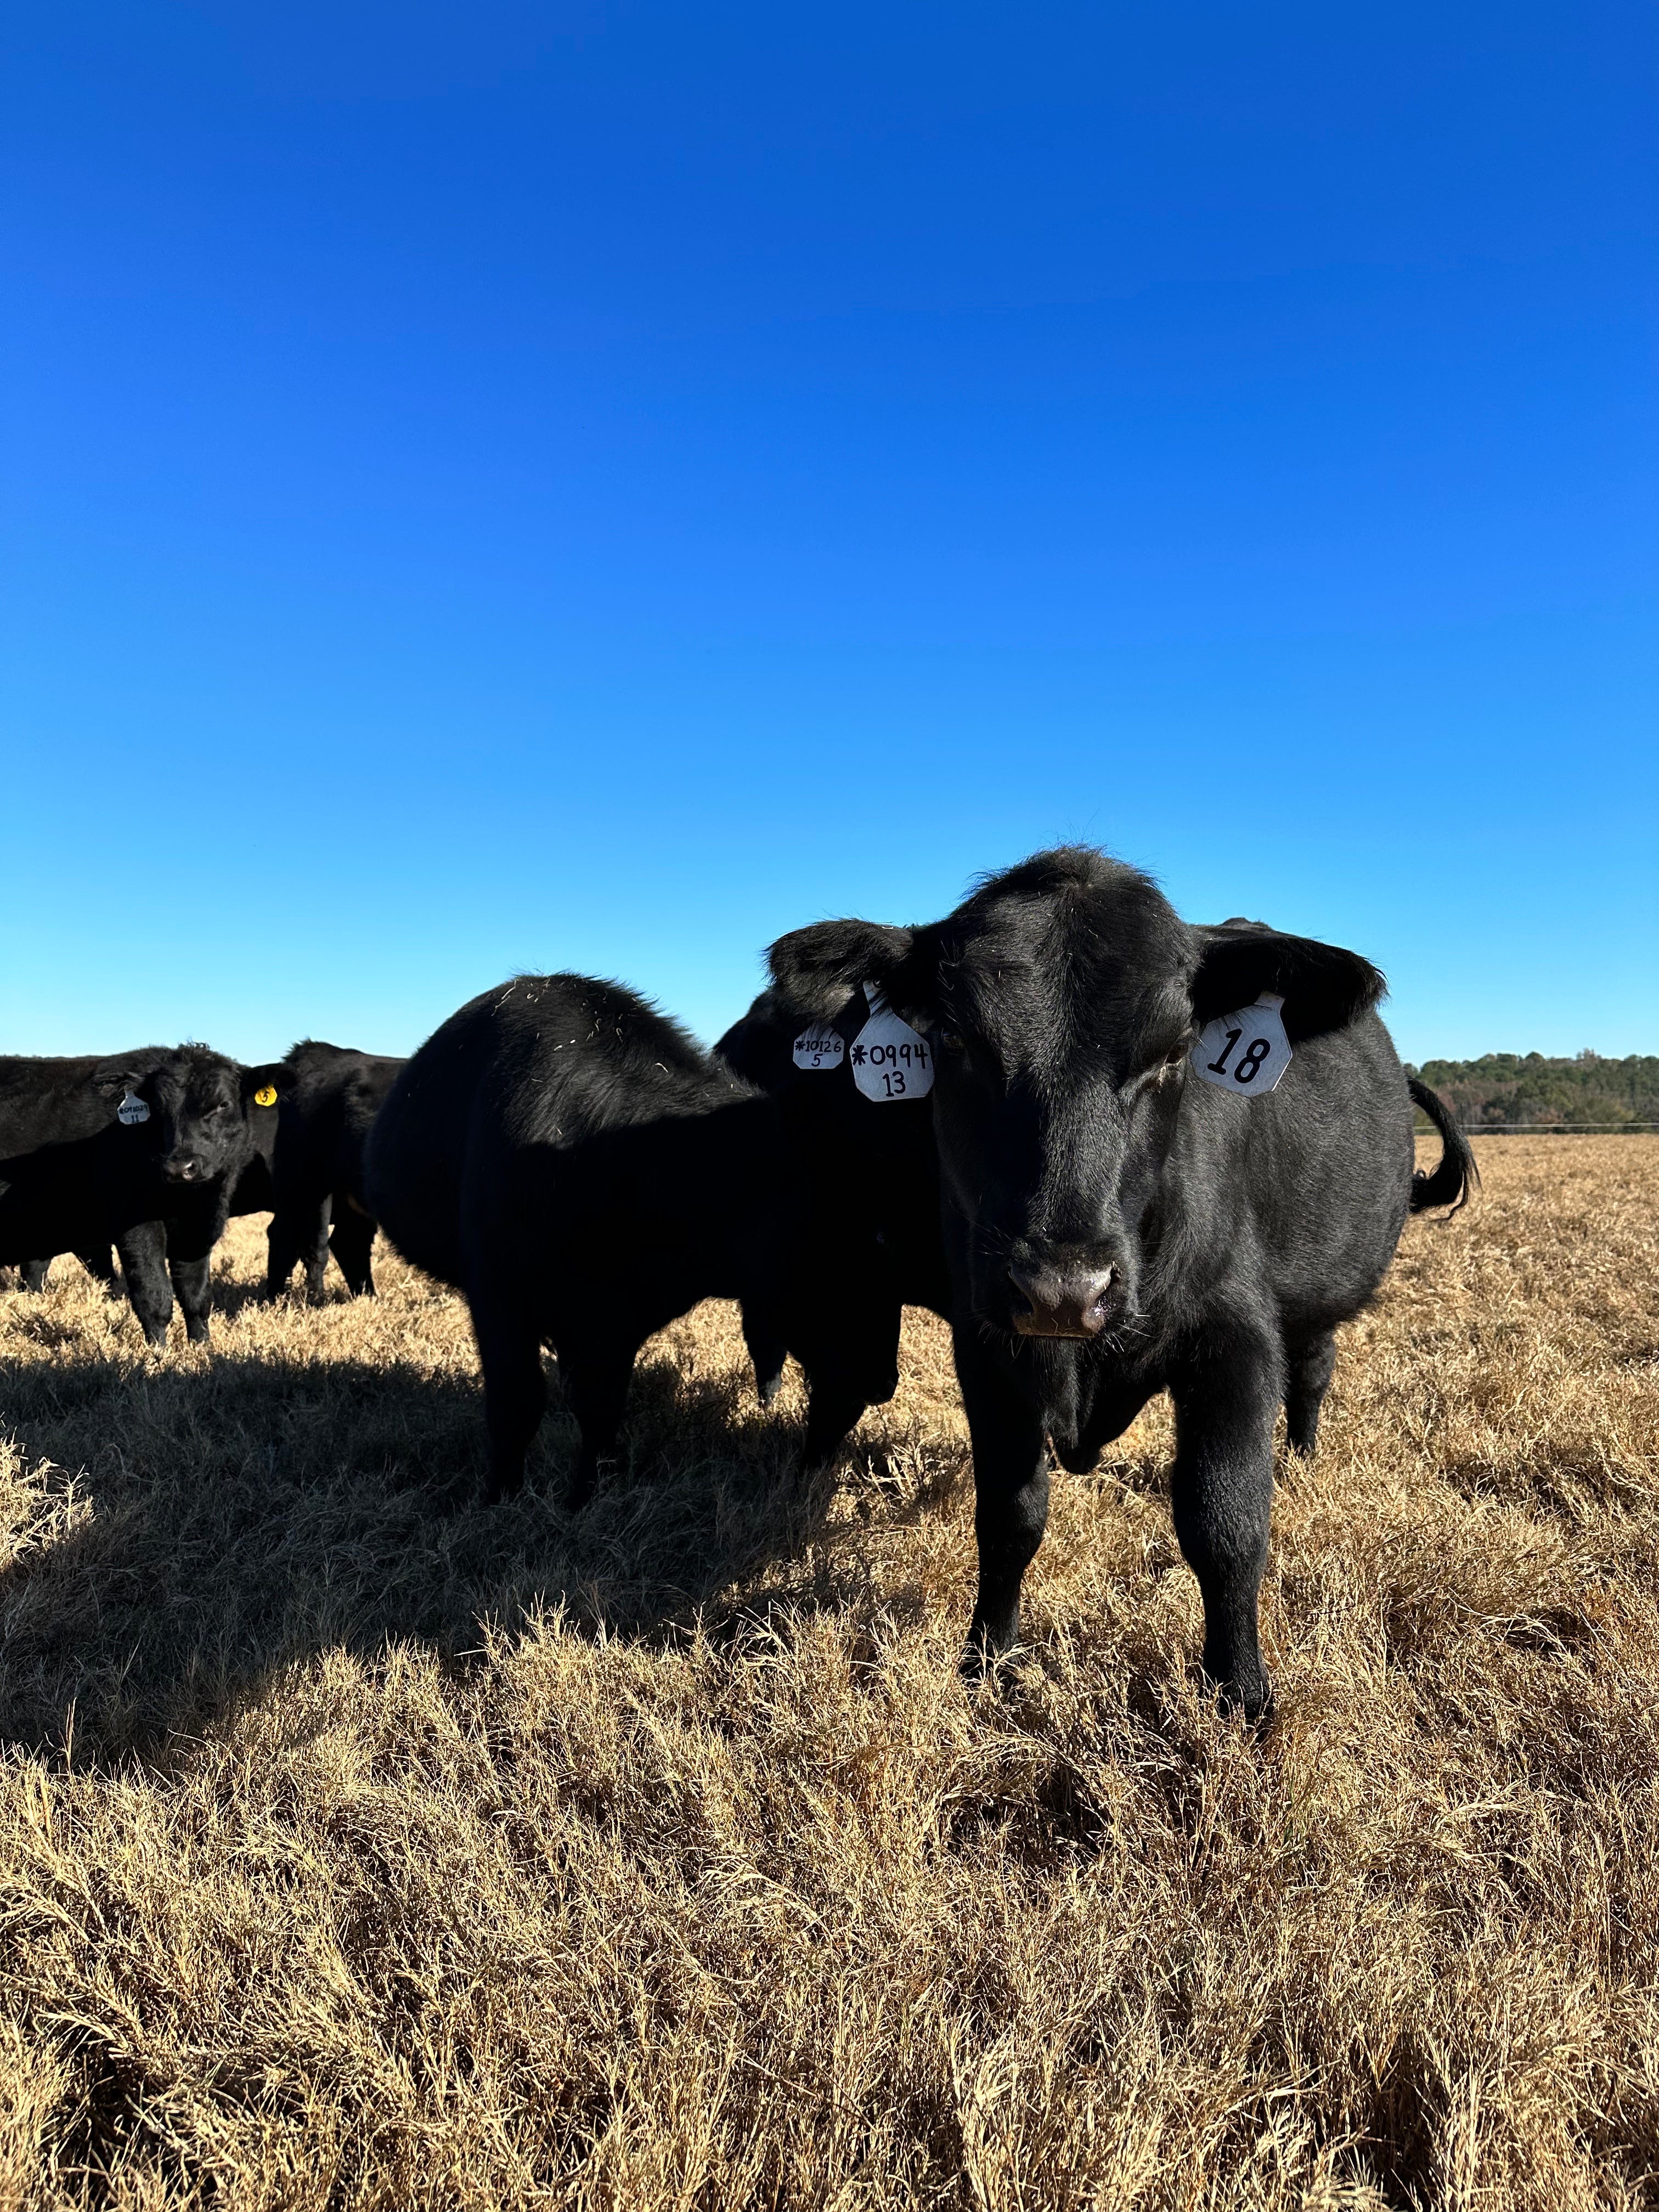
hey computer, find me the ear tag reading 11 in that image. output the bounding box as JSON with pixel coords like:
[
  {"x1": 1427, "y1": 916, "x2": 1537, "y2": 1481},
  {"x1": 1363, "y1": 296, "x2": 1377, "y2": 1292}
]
[
  {"x1": 792, "y1": 1022, "x2": 845, "y2": 1071},
  {"x1": 117, "y1": 1090, "x2": 150, "y2": 1126},
  {"x1": 851, "y1": 983, "x2": 935, "y2": 1104},
  {"x1": 1191, "y1": 992, "x2": 1291, "y2": 1096},
  {"x1": 254, "y1": 1084, "x2": 278, "y2": 1107}
]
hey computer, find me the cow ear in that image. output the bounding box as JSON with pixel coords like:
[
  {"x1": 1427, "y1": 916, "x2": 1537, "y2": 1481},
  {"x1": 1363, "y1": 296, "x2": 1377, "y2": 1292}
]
[
  {"x1": 768, "y1": 919, "x2": 938, "y2": 1022},
  {"x1": 1190, "y1": 926, "x2": 1385, "y2": 1044},
  {"x1": 93, "y1": 1064, "x2": 147, "y2": 1101},
  {"x1": 241, "y1": 1061, "x2": 297, "y2": 1105}
]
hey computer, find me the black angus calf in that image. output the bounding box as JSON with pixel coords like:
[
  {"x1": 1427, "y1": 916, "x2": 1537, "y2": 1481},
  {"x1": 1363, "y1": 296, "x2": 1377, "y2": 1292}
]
[
  {"x1": 261, "y1": 1040, "x2": 407, "y2": 1300},
  {"x1": 0, "y1": 1047, "x2": 292, "y2": 1344},
  {"x1": 715, "y1": 985, "x2": 951, "y2": 1462},
  {"x1": 365, "y1": 974, "x2": 794, "y2": 1505},
  {"x1": 771, "y1": 848, "x2": 1475, "y2": 1718}
]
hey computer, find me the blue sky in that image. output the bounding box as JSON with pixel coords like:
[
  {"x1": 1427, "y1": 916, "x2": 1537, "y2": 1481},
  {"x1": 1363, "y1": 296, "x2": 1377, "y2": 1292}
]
[{"x1": 4, "y1": 2, "x2": 1655, "y2": 1063}]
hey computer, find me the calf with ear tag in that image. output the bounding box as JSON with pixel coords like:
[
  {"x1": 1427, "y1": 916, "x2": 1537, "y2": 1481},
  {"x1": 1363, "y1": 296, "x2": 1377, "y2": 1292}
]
[
  {"x1": 851, "y1": 983, "x2": 935, "y2": 1104},
  {"x1": 1190, "y1": 992, "x2": 1292, "y2": 1096}
]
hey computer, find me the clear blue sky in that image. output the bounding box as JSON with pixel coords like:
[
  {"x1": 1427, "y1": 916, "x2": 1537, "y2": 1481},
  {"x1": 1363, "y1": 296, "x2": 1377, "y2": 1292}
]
[{"x1": 4, "y1": 3, "x2": 1655, "y2": 1064}]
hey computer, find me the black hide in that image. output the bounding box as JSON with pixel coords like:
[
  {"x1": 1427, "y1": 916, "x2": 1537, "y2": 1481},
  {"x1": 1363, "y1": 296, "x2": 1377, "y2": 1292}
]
[
  {"x1": 0, "y1": 1046, "x2": 293, "y2": 1345},
  {"x1": 259, "y1": 1040, "x2": 408, "y2": 1301},
  {"x1": 365, "y1": 973, "x2": 795, "y2": 1506},
  {"x1": 769, "y1": 847, "x2": 1474, "y2": 1717},
  {"x1": 715, "y1": 985, "x2": 951, "y2": 1460}
]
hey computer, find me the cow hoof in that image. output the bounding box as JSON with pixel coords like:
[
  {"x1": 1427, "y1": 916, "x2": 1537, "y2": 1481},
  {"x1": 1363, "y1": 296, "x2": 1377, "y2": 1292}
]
[
  {"x1": 756, "y1": 1368, "x2": 785, "y2": 1408},
  {"x1": 1215, "y1": 1674, "x2": 1274, "y2": 1728},
  {"x1": 959, "y1": 1629, "x2": 1023, "y2": 1686}
]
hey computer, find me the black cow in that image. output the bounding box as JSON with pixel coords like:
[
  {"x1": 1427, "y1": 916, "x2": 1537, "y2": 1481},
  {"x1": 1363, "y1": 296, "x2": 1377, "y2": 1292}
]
[
  {"x1": 715, "y1": 985, "x2": 951, "y2": 1462},
  {"x1": 261, "y1": 1040, "x2": 407, "y2": 1301},
  {"x1": 365, "y1": 973, "x2": 795, "y2": 1505},
  {"x1": 770, "y1": 849, "x2": 1475, "y2": 1718},
  {"x1": 0, "y1": 1046, "x2": 293, "y2": 1345}
]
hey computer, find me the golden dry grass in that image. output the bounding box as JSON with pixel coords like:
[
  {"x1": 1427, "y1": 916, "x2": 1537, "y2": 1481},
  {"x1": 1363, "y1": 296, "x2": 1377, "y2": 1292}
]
[{"x1": 1, "y1": 1137, "x2": 1656, "y2": 2209}]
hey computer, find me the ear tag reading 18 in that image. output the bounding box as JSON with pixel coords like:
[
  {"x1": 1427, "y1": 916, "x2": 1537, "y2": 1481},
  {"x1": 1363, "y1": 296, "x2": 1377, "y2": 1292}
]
[
  {"x1": 117, "y1": 1090, "x2": 150, "y2": 1126},
  {"x1": 851, "y1": 983, "x2": 935, "y2": 1104},
  {"x1": 254, "y1": 1084, "x2": 278, "y2": 1107},
  {"x1": 792, "y1": 1023, "x2": 845, "y2": 1071},
  {"x1": 1191, "y1": 992, "x2": 1291, "y2": 1096}
]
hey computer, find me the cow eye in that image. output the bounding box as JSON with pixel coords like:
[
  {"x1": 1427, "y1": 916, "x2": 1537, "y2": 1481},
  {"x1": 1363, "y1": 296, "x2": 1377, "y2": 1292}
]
[{"x1": 936, "y1": 1027, "x2": 966, "y2": 1056}]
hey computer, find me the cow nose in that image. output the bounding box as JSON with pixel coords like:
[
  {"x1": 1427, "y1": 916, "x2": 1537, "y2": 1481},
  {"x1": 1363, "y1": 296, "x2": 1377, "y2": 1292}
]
[
  {"x1": 1008, "y1": 1263, "x2": 1115, "y2": 1340},
  {"x1": 164, "y1": 1156, "x2": 201, "y2": 1182}
]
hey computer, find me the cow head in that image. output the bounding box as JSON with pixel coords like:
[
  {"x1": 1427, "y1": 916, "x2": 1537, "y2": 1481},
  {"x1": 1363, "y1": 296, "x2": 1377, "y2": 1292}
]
[
  {"x1": 97, "y1": 1048, "x2": 294, "y2": 1188},
  {"x1": 770, "y1": 849, "x2": 1384, "y2": 1343}
]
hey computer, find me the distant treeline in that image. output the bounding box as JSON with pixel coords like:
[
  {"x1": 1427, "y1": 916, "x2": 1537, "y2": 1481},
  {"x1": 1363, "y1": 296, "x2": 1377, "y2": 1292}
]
[{"x1": 1406, "y1": 1053, "x2": 1659, "y2": 1131}]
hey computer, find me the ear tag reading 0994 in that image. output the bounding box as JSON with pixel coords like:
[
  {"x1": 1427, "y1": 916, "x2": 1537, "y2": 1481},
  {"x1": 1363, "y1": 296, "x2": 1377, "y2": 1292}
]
[
  {"x1": 851, "y1": 983, "x2": 935, "y2": 1104},
  {"x1": 116, "y1": 1090, "x2": 150, "y2": 1126},
  {"x1": 1190, "y1": 992, "x2": 1291, "y2": 1097},
  {"x1": 792, "y1": 1021, "x2": 845, "y2": 1071}
]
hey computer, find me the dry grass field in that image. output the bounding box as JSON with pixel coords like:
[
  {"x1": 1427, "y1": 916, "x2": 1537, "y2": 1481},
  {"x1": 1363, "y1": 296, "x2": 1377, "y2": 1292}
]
[{"x1": 1, "y1": 1136, "x2": 1656, "y2": 2209}]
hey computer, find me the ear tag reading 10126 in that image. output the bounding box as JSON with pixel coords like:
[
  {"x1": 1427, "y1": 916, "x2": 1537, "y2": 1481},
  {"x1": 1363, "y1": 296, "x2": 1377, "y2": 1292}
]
[
  {"x1": 792, "y1": 1021, "x2": 845, "y2": 1071},
  {"x1": 116, "y1": 1090, "x2": 150, "y2": 1126},
  {"x1": 1190, "y1": 992, "x2": 1291, "y2": 1096},
  {"x1": 851, "y1": 983, "x2": 935, "y2": 1103}
]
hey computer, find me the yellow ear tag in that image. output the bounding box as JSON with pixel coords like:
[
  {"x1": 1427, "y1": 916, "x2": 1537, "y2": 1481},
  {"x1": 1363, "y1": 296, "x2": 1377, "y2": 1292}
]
[{"x1": 254, "y1": 1084, "x2": 278, "y2": 1107}]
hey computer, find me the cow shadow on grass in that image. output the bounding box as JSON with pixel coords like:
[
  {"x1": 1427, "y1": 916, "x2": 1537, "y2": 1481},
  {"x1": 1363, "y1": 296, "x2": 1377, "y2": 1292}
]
[{"x1": 0, "y1": 1335, "x2": 862, "y2": 1765}]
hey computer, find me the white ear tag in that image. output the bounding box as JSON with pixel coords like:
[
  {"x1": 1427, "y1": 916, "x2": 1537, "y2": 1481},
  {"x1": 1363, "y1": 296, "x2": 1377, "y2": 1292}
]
[
  {"x1": 116, "y1": 1090, "x2": 151, "y2": 1125},
  {"x1": 792, "y1": 1022, "x2": 845, "y2": 1071},
  {"x1": 1190, "y1": 993, "x2": 1291, "y2": 1096},
  {"x1": 851, "y1": 983, "x2": 935, "y2": 1103}
]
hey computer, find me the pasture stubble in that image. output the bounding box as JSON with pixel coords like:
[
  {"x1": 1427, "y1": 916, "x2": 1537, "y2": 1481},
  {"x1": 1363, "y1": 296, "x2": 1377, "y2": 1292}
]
[{"x1": 1, "y1": 1138, "x2": 1655, "y2": 2209}]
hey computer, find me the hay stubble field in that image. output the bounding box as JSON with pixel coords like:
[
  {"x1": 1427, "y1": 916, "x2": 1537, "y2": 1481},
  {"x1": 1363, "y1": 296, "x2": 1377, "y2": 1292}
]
[{"x1": 1, "y1": 1137, "x2": 1656, "y2": 2208}]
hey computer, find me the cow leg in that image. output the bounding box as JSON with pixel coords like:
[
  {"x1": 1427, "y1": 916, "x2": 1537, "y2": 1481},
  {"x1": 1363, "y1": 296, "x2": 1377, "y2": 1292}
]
[
  {"x1": 1168, "y1": 1332, "x2": 1281, "y2": 1720},
  {"x1": 470, "y1": 1295, "x2": 547, "y2": 1504},
  {"x1": 117, "y1": 1222, "x2": 174, "y2": 1346},
  {"x1": 77, "y1": 1247, "x2": 119, "y2": 1292},
  {"x1": 558, "y1": 1337, "x2": 639, "y2": 1511},
  {"x1": 328, "y1": 1207, "x2": 376, "y2": 1298},
  {"x1": 1284, "y1": 1331, "x2": 1338, "y2": 1458},
  {"x1": 298, "y1": 1196, "x2": 335, "y2": 1304},
  {"x1": 958, "y1": 1351, "x2": 1052, "y2": 1668},
  {"x1": 264, "y1": 1205, "x2": 304, "y2": 1298},
  {"x1": 741, "y1": 1308, "x2": 788, "y2": 1407},
  {"x1": 20, "y1": 1259, "x2": 50, "y2": 1293},
  {"x1": 800, "y1": 1370, "x2": 871, "y2": 1470},
  {"x1": 169, "y1": 1254, "x2": 213, "y2": 1344}
]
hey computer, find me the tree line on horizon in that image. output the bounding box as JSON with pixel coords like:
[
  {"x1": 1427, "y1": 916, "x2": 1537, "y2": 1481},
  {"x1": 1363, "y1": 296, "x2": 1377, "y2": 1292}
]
[{"x1": 1406, "y1": 1052, "x2": 1659, "y2": 1131}]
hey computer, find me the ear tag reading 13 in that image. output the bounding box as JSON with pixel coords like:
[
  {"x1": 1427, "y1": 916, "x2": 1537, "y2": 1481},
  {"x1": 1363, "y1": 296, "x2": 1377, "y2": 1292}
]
[
  {"x1": 851, "y1": 983, "x2": 935, "y2": 1104},
  {"x1": 254, "y1": 1084, "x2": 279, "y2": 1107},
  {"x1": 1191, "y1": 992, "x2": 1291, "y2": 1096},
  {"x1": 117, "y1": 1091, "x2": 150, "y2": 1126},
  {"x1": 792, "y1": 1022, "x2": 845, "y2": 1071}
]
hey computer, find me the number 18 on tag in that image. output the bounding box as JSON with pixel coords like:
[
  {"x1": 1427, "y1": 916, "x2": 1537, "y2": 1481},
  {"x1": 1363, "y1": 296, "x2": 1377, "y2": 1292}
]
[{"x1": 1190, "y1": 993, "x2": 1291, "y2": 1096}]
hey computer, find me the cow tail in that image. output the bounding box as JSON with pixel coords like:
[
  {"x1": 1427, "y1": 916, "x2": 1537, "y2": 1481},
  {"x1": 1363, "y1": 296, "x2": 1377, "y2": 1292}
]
[{"x1": 1408, "y1": 1079, "x2": 1479, "y2": 1214}]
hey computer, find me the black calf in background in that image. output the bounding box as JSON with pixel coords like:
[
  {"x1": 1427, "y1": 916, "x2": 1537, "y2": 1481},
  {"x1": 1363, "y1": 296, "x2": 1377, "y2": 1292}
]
[
  {"x1": 260, "y1": 1040, "x2": 407, "y2": 1300},
  {"x1": 366, "y1": 973, "x2": 797, "y2": 1506},
  {"x1": 715, "y1": 985, "x2": 951, "y2": 1463},
  {"x1": 771, "y1": 848, "x2": 1475, "y2": 1719},
  {"x1": 0, "y1": 1047, "x2": 294, "y2": 1344}
]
